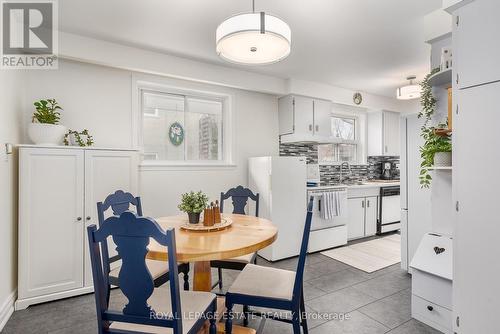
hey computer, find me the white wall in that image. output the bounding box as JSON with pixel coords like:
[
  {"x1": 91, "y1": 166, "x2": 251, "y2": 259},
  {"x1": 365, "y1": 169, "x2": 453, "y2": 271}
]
[
  {"x1": 0, "y1": 71, "x2": 24, "y2": 330},
  {"x1": 23, "y1": 60, "x2": 280, "y2": 216}
]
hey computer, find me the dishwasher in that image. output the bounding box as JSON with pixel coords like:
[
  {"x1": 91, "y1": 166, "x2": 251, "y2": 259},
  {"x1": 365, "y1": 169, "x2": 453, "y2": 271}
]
[{"x1": 378, "y1": 186, "x2": 401, "y2": 234}]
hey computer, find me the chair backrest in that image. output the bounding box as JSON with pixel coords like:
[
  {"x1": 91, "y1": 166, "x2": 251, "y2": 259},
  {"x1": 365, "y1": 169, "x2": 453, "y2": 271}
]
[
  {"x1": 292, "y1": 197, "x2": 314, "y2": 304},
  {"x1": 87, "y1": 211, "x2": 183, "y2": 334},
  {"x1": 96, "y1": 190, "x2": 143, "y2": 225},
  {"x1": 220, "y1": 185, "x2": 259, "y2": 217}
]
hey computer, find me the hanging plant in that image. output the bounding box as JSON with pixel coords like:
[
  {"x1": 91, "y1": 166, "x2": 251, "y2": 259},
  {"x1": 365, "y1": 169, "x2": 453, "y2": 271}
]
[
  {"x1": 419, "y1": 121, "x2": 452, "y2": 188},
  {"x1": 418, "y1": 67, "x2": 440, "y2": 127}
]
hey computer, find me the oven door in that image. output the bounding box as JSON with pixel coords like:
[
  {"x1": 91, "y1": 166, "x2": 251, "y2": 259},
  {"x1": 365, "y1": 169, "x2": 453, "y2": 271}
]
[{"x1": 308, "y1": 190, "x2": 348, "y2": 231}]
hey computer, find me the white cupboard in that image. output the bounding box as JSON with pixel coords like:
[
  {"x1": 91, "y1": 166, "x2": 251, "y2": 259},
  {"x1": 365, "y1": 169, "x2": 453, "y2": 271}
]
[
  {"x1": 453, "y1": 0, "x2": 500, "y2": 89},
  {"x1": 278, "y1": 95, "x2": 333, "y2": 143},
  {"x1": 347, "y1": 196, "x2": 378, "y2": 240},
  {"x1": 16, "y1": 146, "x2": 138, "y2": 310},
  {"x1": 367, "y1": 110, "x2": 400, "y2": 156}
]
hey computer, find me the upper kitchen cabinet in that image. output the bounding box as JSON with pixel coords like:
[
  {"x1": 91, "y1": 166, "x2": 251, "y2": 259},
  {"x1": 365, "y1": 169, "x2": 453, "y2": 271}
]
[
  {"x1": 367, "y1": 110, "x2": 400, "y2": 156},
  {"x1": 453, "y1": 0, "x2": 500, "y2": 89},
  {"x1": 279, "y1": 95, "x2": 333, "y2": 143}
]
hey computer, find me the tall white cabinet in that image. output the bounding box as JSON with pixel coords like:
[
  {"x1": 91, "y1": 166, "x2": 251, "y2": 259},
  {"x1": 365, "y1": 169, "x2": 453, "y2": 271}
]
[
  {"x1": 452, "y1": 1, "x2": 500, "y2": 333},
  {"x1": 16, "y1": 146, "x2": 138, "y2": 310}
]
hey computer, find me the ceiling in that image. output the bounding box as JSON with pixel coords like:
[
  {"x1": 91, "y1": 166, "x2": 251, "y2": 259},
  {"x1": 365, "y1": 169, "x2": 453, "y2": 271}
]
[{"x1": 58, "y1": 0, "x2": 440, "y2": 97}]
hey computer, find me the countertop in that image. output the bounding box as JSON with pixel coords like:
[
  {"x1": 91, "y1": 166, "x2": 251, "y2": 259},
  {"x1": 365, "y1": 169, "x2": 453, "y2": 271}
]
[{"x1": 307, "y1": 180, "x2": 400, "y2": 191}]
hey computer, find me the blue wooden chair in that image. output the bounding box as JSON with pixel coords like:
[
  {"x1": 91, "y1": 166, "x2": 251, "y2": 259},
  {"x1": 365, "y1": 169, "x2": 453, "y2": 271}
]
[
  {"x1": 88, "y1": 211, "x2": 217, "y2": 334},
  {"x1": 97, "y1": 190, "x2": 190, "y2": 292},
  {"x1": 224, "y1": 197, "x2": 314, "y2": 334},
  {"x1": 211, "y1": 186, "x2": 260, "y2": 291}
]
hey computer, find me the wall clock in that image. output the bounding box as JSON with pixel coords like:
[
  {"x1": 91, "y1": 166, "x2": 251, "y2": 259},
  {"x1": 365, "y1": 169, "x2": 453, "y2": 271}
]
[
  {"x1": 353, "y1": 92, "x2": 363, "y2": 105},
  {"x1": 168, "y1": 122, "x2": 184, "y2": 146}
]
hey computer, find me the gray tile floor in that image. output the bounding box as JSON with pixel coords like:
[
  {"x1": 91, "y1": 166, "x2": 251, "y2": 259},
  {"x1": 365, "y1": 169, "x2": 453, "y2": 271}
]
[{"x1": 2, "y1": 253, "x2": 441, "y2": 334}]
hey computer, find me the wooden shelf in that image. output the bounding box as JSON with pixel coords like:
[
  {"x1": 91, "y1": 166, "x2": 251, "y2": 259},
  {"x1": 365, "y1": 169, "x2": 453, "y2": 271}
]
[
  {"x1": 428, "y1": 68, "x2": 453, "y2": 88},
  {"x1": 425, "y1": 166, "x2": 453, "y2": 171}
]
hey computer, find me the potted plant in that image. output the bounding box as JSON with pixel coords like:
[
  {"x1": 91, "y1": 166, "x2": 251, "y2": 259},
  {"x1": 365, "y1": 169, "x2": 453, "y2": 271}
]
[
  {"x1": 178, "y1": 191, "x2": 209, "y2": 224},
  {"x1": 419, "y1": 122, "x2": 452, "y2": 188},
  {"x1": 28, "y1": 99, "x2": 66, "y2": 145}
]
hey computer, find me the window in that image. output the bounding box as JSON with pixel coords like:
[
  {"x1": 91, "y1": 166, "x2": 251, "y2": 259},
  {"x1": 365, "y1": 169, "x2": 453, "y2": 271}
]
[
  {"x1": 141, "y1": 90, "x2": 225, "y2": 163},
  {"x1": 331, "y1": 116, "x2": 356, "y2": 140},
  {"x1": 318, "y1": 115, "x2": 359, "y2": 163}
]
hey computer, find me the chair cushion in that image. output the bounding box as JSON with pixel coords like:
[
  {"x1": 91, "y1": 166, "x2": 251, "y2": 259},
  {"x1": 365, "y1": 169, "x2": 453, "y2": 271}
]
[
  {"x1": 110, "y1": 259, "x2": 168, "y2": 280},
  {"x1": 110, "y1": 287, "x2": 216, "y2": 334},
  {"x1": 227, "y1": 252, "x2": 256, "y2": 264},
  {"x1": 228, "y1": 264, "x2": 295, "y2": 301}
]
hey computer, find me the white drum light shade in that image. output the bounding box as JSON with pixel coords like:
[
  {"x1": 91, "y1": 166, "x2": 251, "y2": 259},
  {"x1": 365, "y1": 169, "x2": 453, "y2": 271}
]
[
  {"x1": 216, "y1": 12, "x2": 291, "y2": 65},
  {"x1": 396, "y1": 84, "x2": 421, "y2": 100}
]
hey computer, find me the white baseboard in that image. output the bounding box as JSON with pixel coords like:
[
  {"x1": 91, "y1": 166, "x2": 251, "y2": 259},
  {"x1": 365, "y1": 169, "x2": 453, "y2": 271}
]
[{"x1": 0, "y1": 290, "x2": 17, "y2": 332}]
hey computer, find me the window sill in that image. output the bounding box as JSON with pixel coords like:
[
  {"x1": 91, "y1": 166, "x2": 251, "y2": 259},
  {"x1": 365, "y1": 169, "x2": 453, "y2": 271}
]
[{"x1": 139, "y1": 161, "x2": 237, "y2": 171}]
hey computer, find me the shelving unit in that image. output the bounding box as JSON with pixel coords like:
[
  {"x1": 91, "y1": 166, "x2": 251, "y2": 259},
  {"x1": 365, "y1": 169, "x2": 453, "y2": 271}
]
[
  {"x1": 425, "y1": 166, "x2": 453, "y2": 171},
  {"x1": 428, "y1": 68, "x2": 452, "y2": 88}
]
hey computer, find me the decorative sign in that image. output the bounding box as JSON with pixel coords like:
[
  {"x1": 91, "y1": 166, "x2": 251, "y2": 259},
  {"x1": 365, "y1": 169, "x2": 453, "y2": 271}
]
[{"x1": 168, "y1": 122, "x2": 184, "y2": 146}]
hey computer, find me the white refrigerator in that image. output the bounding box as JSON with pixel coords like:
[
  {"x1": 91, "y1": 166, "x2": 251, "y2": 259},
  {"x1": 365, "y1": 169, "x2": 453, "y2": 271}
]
[
  {"x1": 400, "y1": 114, "x2": 432, "y2": 271},
  {"x1": 248, "y1": 156, "x2": 307, "y2": 261}
]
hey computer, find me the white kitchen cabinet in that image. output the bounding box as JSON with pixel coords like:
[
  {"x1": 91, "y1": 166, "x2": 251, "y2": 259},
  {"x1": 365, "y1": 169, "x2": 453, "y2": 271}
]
[
  {"x1": 453, "y1": 0, "x2": 500, "y2": 89},
  {"x1": 16, "y1": 146, "x2": 138, "y2": 310},
  {"x1": 453, "y1": 81, "x2": 500, "y2": 334},
  {"x1": 367, "y1": 110, "x2": 400, "y2": 156},
  {"x1": 278, "y1": 95, "x2": 333, "y2": 143},
  {"x1": 347, "y1": 198, "x2": 365, "y2": 240},
  {"x1": 347, "y1": 195, "x2": 378, "y2": 240},
  {"x1": 365, "y1": 196, "x2": 378, "y2": 236}
]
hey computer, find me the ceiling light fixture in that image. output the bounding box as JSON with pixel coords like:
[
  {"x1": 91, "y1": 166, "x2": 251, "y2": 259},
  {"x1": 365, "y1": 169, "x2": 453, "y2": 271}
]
[
  {"x1": 396, "y1": 75, "x2": 421, "y2": 100},
  {"x1": 215, "y1": 0, "x2": 291, "y2": 65}
]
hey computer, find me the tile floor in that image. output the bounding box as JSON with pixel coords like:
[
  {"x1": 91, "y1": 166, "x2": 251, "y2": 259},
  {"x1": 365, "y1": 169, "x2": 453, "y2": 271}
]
[{"x1": 2, "y1": 253, "x2": 441, "y2": 334}]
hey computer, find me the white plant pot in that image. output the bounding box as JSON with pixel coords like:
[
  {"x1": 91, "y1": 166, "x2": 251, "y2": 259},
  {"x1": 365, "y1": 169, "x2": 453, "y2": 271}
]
[
  {"x1": 28, "y1": 123, "x2": 67, "y2": 146},
  {"x1": 434, "y1": 151, "x2": 452, "y2": 167}
]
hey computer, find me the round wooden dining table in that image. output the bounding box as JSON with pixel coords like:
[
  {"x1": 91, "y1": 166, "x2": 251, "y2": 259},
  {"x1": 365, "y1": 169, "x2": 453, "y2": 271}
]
[{"x1": 147, "y1": 214, "x2": 278, "y2": 292}]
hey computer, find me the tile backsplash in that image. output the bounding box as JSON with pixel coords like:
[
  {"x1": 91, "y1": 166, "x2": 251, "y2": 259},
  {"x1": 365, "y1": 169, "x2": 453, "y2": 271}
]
[{"x1": 279, "y1": 142, "x2": 399, "y2": 183}]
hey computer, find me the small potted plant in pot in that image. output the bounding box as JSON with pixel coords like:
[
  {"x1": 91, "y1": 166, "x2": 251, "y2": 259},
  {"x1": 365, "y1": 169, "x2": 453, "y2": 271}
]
[
  {"x1": 28, "y1": 99, "x2": 66, "y2": 145},
  {"x1": 420, "y1": 121, "x2": 452, "y2": 188},
  {"x1": 178, "y1": 191, "x2": 209, "y2": 224}
]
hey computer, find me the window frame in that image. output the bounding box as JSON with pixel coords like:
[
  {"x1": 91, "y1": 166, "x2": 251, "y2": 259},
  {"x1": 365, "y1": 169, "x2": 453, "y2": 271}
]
[{"x1": 134, "y1": 80, "x2": 234, "y2": 169}]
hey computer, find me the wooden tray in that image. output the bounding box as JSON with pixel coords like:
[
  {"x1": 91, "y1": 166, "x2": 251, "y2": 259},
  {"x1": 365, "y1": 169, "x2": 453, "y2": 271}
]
[{"x1": 180, "y1": 217, "x2": 232, "y2": 232}]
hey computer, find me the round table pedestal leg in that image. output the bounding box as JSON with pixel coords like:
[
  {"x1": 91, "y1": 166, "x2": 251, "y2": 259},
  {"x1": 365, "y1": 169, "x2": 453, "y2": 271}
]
[{"x1": 193, "y1": 261, "x2": 212, "y2": 292}]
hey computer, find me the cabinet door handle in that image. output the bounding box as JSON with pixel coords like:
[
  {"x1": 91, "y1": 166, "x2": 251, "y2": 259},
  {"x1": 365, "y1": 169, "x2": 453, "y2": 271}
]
[
  {"x1": 77, "y1": 217, "x2": 82, "y2": 221},
  {"x1": 362, "y1": 200, "x2": 365, "y2": 208},
  {"x1": 309, "y1": 124, "x2": 313, "y2": 132},
  {"x1": 315, "y1": 125, "x2": 319, "y2": 132},
  {"x1": 86, "y1": 216, "x2": 91, "y2": 221},
  {"x1": 385, "y1": 145, "x2": 388, "y2": 153},
  {"x1": 367, "y1": 200, "x2": 370, "y2": 208},
  {"x1": 427, "y1": 305, "x2": 434, "y2": 312}
]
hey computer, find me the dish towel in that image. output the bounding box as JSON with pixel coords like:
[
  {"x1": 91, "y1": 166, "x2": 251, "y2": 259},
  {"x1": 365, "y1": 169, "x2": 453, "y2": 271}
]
[{"x1": 321, "y1": 191, "x2": 341, "y2": 220}]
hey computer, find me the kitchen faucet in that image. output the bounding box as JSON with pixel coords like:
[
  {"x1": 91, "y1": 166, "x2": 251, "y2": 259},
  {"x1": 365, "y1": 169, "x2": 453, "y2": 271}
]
[{"x1": 339, "y1": 162, "x2": 352, "y2": 184}]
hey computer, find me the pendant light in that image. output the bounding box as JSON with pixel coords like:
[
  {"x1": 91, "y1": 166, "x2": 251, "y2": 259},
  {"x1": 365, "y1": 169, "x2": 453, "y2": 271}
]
[
  {"x1": 396, "y1": 75, "x2": 421, "y2": 100},
  {"x1": 216, "y1": 0, "x2": 291, "y2": 65}
]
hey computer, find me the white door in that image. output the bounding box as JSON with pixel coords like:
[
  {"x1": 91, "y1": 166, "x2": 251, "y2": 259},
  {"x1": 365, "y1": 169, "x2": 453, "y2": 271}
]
[
  {"x1": 313, "y1": 99, "x2": 332, "y2": 138},
  {"x1": 18, "y1": 148, "x2": 84, "y2": 299},
  {"x1": 83, "y1": 150, "x2": 139, "y2": 287},
  {"x1": 454, "y1": 1, "x2": 500, "y2": 89},
  {"x1": 293, "y1": 96, "x2": 314, "y2": 136},
  {"x1": 383, "y1": 111, "x2": 400, "y2": 156},
  {"x1": 347, "y1": 198, "x2": 365, "y2": 240},
  {"x1": 365, "y1": 196, "x2": 378, "y2": 236},
  {"x1": 453, "y1": 81, "x2": 500, "y2": 333}
]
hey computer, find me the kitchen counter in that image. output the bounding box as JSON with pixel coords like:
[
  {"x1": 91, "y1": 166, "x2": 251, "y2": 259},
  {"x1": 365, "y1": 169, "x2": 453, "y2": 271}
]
[{"x1": 307, "y1": 181, "x2": 400, "y2": 191}]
